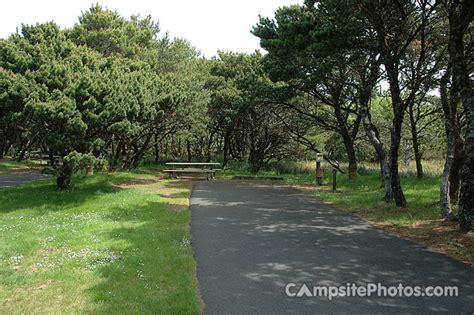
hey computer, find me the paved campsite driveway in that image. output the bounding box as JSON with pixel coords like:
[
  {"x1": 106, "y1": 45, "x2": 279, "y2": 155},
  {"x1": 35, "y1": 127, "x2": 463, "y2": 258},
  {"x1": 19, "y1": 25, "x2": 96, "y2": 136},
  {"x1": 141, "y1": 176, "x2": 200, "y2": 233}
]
[
  {"x1": 0, "y1": 171, "x2": 49, "y2": 189},
  {"x1": 190, "y1": 181, "x2": 474, "y2": 314}
]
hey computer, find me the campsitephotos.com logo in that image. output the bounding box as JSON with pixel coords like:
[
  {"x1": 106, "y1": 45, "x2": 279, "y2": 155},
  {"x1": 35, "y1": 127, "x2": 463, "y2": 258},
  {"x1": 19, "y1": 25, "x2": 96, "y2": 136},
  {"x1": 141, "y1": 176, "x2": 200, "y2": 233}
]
[{"x1": 285, "y1": 283, "x2": 459, "y2": 300}]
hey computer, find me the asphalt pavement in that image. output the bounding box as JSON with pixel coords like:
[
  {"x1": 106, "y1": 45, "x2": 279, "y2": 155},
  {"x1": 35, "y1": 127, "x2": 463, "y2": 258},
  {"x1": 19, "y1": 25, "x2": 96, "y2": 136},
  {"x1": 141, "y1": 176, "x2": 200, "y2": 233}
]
[
  {"x1": 0, "y1": 171, "x2": 49, "y2": 189},
  {"x1": 190, "y1": 181, "x2": 474, "y2": 314}
]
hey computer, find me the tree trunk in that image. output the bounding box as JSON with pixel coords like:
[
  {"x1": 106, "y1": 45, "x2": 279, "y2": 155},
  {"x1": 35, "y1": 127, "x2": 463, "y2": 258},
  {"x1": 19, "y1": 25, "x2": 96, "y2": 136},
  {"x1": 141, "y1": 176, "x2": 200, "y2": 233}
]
[
  {"x1": 449, "y1": 0, "x2": 473, "y2": 232},
  {"x1": 207, "y1": 130, "x2": 218, "y2": 162},
  {"x1": 57, "y1": 160, "x2": 73, "y2": 190},
  {"x1": 456, "y1": 67, "x2": 473, "y2": 231},
  {"x1": 176, "y1": 138, "x2": 182, "y2": 158},
  {"x1": 385, "y1": 61, "x2": 408, "y2": 208},
  {"x1": 334, "y1": 103, "x2": 358, "y2": 180},
  {"x1": 440, "y1": 72, "x2": 454, "y2": 220},
  {"x1": 154, "y1": 133, "x2": 159, "y2": 164},
  {"x1": 388, "y1": 111, "x2": 407, "y2": 208},
  {"x1": 130, "y1": 134, "x2": 153, "y2": 169},
  {"x1": 341, "y1": 133, "x2": 358, "y2": 180},
  {"x1": 248, "y1": 147, "x2": 264, "y2": 174},
  {"x1": 360, "y1": 103, "x2": 393, "y2": 202},
  {"x1": 186, "y1": 140, "x2": 192, "y2": 162},
  {"x1": 17, "y1": 139, "x2": 35, "y2": 162},
  {"x1": 223, "y1": 133, "x2": 230, "y2": 168},
  {"x1": 440, "y1": 158, "x2": 453, "y2": 221},
  {"x1": 110, "y1": 140, "x2": 123, "y2": 171},
  {"x1": 1, "y1": 140, "x2": 12, "y2": 158},
  {"x1": 0, "y1": 137, "x2": 5, "y2": 158},
  {"x1": 449, "y1": 133, "x2": 464, "y2": 202},
  {"x1": 380, "y1": 159, "x2": 393, "y2": 203},
  {"x1": 458, "y1": 110, "x2": 474, "y2": 232},
  {"x1": 414, "y1": 150, "x2": 423, "y2": 179},
  {"x1": 48, "y1": 150, "x2": 57, "y2": 169},
  {"x1": 207, "y1": 119, "x2": 225, "y2": 162},
  {"x1": 409, "y1": 115, "x2": 424, "y2": 179},
  {"x1": 407, "y1": 104, "x2": 424, "y2": 179},
  {"x1": 458, "y1": 72, "x2": 473, "y2": 231},
  {"x1": 357, "y1": 56, "x2": 392, "y2": 201}
]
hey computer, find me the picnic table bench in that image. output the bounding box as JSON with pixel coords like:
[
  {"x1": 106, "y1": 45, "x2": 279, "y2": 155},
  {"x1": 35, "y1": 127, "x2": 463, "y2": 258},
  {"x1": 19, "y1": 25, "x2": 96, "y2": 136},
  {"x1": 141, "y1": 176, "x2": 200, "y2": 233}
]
[{"x1": 163, "y1": 162, "x2": 221, "y2": 180}]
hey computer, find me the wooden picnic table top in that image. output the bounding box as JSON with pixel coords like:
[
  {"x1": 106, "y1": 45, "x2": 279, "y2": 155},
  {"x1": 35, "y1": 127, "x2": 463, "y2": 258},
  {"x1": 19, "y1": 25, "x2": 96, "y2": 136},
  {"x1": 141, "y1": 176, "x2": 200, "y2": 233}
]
[
  {"x1": 163, "y1": 168, "x2": 217, "y2": 173},
  {"x1": 165, "y1": 162, "x2": 221, "y2": 166}
]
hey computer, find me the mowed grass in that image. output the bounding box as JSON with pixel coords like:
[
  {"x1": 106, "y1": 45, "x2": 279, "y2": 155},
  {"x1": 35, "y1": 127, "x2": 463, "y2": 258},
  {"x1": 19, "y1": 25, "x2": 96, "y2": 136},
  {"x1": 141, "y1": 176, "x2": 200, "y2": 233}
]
[
  {"x1": 222, "y1": 161, "x2": 473, "y2": 266},
  {"x1": 0, "y1": 170, "x2": 201, "y2": 314}
]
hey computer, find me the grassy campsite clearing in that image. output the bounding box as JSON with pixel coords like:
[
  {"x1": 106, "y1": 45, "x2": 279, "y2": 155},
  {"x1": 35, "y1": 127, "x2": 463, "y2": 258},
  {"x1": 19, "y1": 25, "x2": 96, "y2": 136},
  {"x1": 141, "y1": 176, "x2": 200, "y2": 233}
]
[{"x1": 0, "y1": 167, "x2": 201, "y2": 314}]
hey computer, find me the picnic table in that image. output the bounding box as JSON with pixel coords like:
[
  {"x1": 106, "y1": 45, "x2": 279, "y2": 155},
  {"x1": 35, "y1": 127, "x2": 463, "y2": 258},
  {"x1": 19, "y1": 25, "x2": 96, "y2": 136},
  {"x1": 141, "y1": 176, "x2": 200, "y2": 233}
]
[{"x1": 163, "y1": 162, "x2": 221, "y2": 180}]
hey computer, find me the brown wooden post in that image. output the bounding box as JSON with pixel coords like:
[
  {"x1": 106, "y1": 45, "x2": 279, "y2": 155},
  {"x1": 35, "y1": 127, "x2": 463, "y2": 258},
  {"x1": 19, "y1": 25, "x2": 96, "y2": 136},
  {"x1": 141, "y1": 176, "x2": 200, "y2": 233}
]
[
  {"x1": 316, "y1": 153, "x2": 323, "y2": 185},
  {"x1": 332, "y1": 169, "x2": 337, "y2": 192}
]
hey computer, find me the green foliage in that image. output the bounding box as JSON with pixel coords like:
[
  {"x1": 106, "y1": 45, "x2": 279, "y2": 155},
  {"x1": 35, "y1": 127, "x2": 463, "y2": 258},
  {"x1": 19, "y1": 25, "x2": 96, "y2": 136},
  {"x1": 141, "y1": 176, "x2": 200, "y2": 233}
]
[
  {"x1": 207, "y1": 52, "x2": 295, "y2": 171},
  {"x1": 0, "y1": 2, "x2": 454, "y2": 201},
  {"x1": 26, "y1": 91, "x2": 87, "y2": 152},
  {"x1": 0, "y1": 5, "x2": 210, "y2": 187},
  {"x1": 63, "y1": 151, "x2": 108, "y2": 173},
  {"x1": 69, "y1": 4, "x2": 160, "y2": 58}
]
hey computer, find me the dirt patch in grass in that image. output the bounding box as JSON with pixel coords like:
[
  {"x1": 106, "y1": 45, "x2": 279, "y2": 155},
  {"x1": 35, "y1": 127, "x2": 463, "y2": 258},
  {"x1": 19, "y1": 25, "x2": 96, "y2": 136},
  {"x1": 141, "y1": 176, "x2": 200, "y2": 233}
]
[
  {"x1": 113, "y1": 175, "x2": 162, "y2": 188},
  {"x1": 115, "y1": 176, "x2": 193, "y2": 212},
  {"x1": 36, "y1": 280, "x2": 55, "y2": 290}
]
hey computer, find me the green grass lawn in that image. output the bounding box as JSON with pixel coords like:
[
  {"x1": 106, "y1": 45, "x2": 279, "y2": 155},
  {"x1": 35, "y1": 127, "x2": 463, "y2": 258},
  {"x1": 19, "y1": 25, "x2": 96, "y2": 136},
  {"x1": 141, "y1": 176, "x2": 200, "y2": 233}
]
[{"x1": 0, "y1": 169, "x2": 201, "y2": 314}]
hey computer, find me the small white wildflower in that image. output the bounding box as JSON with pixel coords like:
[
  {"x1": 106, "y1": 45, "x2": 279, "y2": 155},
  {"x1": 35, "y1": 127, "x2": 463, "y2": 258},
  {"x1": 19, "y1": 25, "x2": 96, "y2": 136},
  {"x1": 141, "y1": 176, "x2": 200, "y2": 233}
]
[{"x1": 8, "y1": 255, "x2": 24, "y2": 265}]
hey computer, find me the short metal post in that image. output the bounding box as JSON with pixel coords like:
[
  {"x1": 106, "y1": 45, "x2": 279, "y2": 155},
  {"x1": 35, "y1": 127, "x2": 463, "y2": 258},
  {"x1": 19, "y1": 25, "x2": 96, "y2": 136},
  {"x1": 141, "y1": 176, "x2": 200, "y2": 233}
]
[{"x1": 332, "y1": 169, "x2": 337, "y2": 192}]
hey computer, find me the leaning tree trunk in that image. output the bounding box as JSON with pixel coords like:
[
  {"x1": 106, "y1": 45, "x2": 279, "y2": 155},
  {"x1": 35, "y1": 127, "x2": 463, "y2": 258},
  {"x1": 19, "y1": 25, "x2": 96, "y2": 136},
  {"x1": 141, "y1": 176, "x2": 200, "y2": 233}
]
[
  {"x1": 335, "y1": 105, "x2": 358, "y2": 180},
  {"x1": 17, "y1": 139, "x2": 36, "y2": 162},
  {"x1": 360, "y1": 103, "x2": 393, "y2": 202},
  {"x1": 357, "y1": 56, "x2": 392, "y2": 201},
  {"x1": 130, "y1": 134, "x2": 153, "y2": 169}
]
